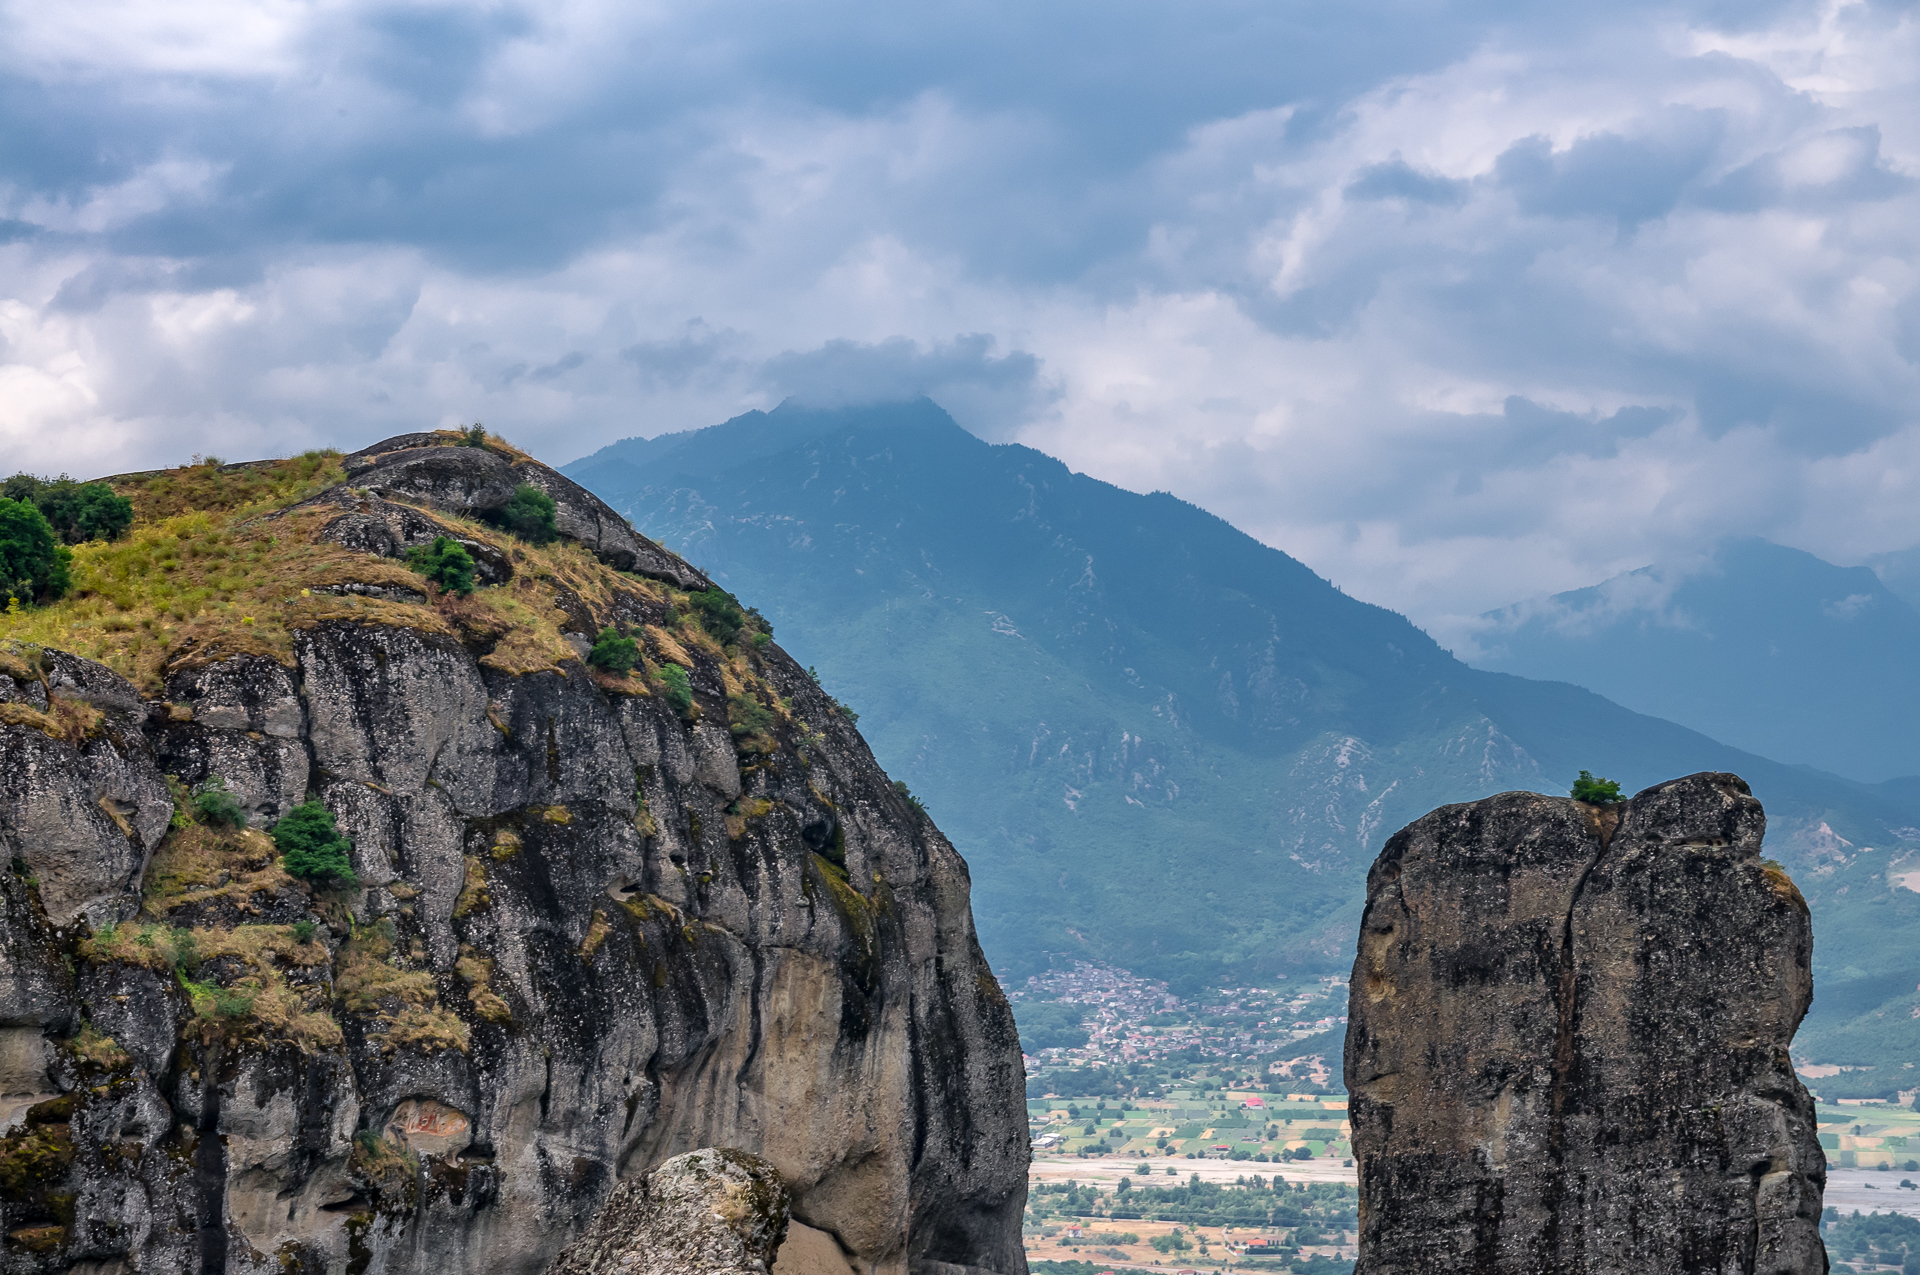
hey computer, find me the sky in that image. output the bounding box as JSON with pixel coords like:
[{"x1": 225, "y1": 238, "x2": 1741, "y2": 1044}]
[{"x1": 3, "y1": 0, "x2": 1919, "y2": 640}]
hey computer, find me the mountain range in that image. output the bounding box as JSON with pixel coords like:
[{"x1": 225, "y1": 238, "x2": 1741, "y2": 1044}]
[
  {"x1": 1468, "y1": 537, "x2": 1920, "y2": 783},
  {"x1": 567, "y1": 399, "x2": 1920, "y2": 1092}
]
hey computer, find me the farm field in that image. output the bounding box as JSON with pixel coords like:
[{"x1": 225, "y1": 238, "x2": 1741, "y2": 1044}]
[
  {"x1": 1028, "y1": 1086, "x2": 1352, "y2": 1165},
  {"x1": 1021, "y1": 1159, "x2": 1356, "y2": 1273}
]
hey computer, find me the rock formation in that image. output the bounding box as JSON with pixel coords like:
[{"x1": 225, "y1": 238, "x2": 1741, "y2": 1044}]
[
  {"x1": 0, "y1": 433, "x2": 1029, "y2": 1275},
  {"x1": 1345, "y1": 772, "x2": 1825, "y2": 1274},
  {"x1": 544, "y1": 1148, "x2": 790, "y2": 1275}
]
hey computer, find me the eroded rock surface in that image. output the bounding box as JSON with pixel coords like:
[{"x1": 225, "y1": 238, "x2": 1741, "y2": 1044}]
[
  {"x1": 0, "y1": 435, "x2": 1028, "y2": 1275},
  {"x1": 545, "y1": 1148, "x2": 789, "y2": 1275},
  {"x1": 1346, "y1": 772, "x2": 1825, "y2": 1274},
  {"x1": 333, "y1": 433, "x2": 708, "y2": 588}
]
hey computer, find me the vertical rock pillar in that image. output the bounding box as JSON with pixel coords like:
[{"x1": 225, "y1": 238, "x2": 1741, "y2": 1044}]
[{"x1": 1345, "y1": 772, "x2": 1826, "y2": 1274}]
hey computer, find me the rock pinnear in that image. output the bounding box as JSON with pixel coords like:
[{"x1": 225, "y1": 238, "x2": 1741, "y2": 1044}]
[
  {"x1": 1345, "y1": 772, "x2": 1825, "y2": 1274},
  {"x1": 0, "y1": 434, "x2": 1028, "y2": 1275}
]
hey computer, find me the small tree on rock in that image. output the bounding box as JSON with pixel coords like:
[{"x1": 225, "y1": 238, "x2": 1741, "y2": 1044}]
[
  {"x1": 493, "y1": 484, "x2": 557, "y2": 545},
  {"x1": 658, "y1": 664, "x2": 694, "y2": 717},
  {"x1": 405, "y1": 536, "x2": 476, "y2": 596},
  {"x1": 588, "y1": 626, "x2": 639, "y2": 675},
  {"x1": 273, "y1": 801, "x2": 358, "y2": 888},
  {"x1": 192, "y1": 777, "x2": 248, "y2": 829},
  {"x1": 689, "y1": 588, "x2": 745, "y2": 643},
  {"x1": 1570, "y1": 770, "x2": 1622, "y2": 804}
]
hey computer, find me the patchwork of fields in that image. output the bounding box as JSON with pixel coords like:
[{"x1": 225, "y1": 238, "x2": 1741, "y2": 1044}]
[{"x1": 1028, "y1": 1086, "x2": 1352, "y2": 1164}]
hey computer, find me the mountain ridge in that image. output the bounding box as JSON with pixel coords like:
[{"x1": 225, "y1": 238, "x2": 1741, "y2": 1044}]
[
  {"x1": 1468, "y1": 536, "x2": 1920, "y2": 783},
  {"x1": 565, "y1": 402, "x2": 1920, "y2": 1072}
]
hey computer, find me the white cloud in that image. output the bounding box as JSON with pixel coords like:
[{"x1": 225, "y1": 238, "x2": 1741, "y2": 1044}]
[
  {"x1": 0, "y1": 0, "x2": 325, "y2": 78},
  {"x1": 1, "y1": 0, "x2": 1919, "y2": 634}
]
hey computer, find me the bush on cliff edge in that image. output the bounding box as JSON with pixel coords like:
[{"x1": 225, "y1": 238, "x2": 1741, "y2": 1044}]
[
  {"x1": 273, "y1": 801, "x2": 359, "y2": 888},
  {"x1": 1570, "y1": 770, "x2": 1622, "y2": 804}
]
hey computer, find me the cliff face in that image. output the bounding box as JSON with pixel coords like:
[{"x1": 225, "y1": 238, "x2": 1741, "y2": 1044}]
[
  {"x1": 0, "y1": 435, "x2": 1028, "y2": 1275},
  {"x1": 1345, "y1": 772, "x2": 1825, "y2": 1274}
]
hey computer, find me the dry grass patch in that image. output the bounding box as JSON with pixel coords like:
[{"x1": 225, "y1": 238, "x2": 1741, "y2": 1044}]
[
  {"x1": 0, "y1": 494, "x2": 457, "y2": 693},
  {"x1": 454, "y1": 945, "x2": 512, "y2": 1024},
  {"x1": 112, "y1": 452, "x2": 343, "y2": 522},
  {"x1": 63, "y1": 1024, "x2": 131, "y2": 1071},
  {"x1": 0, "y1": 695, "x2": 102, "y2": 745},
  {"x1": 0, "y1": 645, "x2": 40, "y2": 683},
  {"x1": 84, "y1": 919, "x2": 340, "y2": 1051},
  {"x1": 646, "y1": 625, "x2": 694, "y2": 668},
  {"x1": 334, "y1": 922, "x2": 467, "y2": 1054},
  {"x1": 142, "y1": 824, "x2": 299, "y2": 918},
  {"x1": 379, "y1": 1003, "x2": 470, "y2": 1054},
  {"x1": 452, "y1": 856, "x2": 490, "y2": 918},
  {"x1": 580, "y1": 910, "x2": 611, "y2": 960},
  {"x1": 334, "y1": 924, "x2": 437, "y2": 1015}
]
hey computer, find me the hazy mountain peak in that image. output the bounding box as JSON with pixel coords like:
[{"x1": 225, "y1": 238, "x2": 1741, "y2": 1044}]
[
  {"x1": 1469, "y1": 537, "x2": 1920, "y2": 781},
  {"x1": 564, "y1": 396, "x2": 971, "y2": 487}
]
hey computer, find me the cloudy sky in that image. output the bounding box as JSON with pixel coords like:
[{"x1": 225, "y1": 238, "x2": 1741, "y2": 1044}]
[{"x1": 3, "y1": 0, "x2": 1918, "y2": 637}]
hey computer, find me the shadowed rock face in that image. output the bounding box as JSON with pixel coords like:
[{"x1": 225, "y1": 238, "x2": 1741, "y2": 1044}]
[
  {"x1": 0, "y1": 435, "x2": 1028, "y2": 1275},
  {"x1": 1345, "y1": 772, "x2": 1825, "y2": 1275}
]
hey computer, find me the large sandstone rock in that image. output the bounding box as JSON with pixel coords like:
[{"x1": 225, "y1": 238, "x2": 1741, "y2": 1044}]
[
  {"x1": 1346, "y1": 772, "x2": 1825, "y2": 1274},
  {"x1": 544, "y1": 1148, "x2": 790, "y2": 1275},
  {"x1": 0, "y1": 435, "x2": 1028, "y2": 1275}
]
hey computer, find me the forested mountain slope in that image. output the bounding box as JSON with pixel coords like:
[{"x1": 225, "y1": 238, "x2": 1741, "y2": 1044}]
[{"x1": 569, "y1": 400, "x2": 1920, "y2": 1084}]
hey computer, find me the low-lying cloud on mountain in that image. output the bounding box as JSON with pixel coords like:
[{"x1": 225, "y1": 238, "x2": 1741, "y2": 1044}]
[
  {"x1": 6, "y1": 0, "x2": 1920, "y2": 629},
  {"x1": 1466, "y1": 538, "x2": 1920, "y2": 782}
]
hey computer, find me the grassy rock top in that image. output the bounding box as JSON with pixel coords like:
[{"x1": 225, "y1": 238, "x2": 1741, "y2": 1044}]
[{"x1": 0, "y1": 431, "x2": 728, "y2": 696}]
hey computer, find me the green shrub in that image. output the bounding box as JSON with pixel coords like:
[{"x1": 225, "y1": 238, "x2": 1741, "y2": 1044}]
[
  {"x1": 170, "y1": 927, "x2": 200, "y2": 974},
  {"x1": 892, "y1": 779, "x2": 925, "y2": 814},
  {"x1": 588, "y1": 626, "x2": 639, "y2": 675},
  {"x1": 492, "y1": 483, "x2": 557, "y2": 544},
  {"x1": 689, "y1": 588, "x2": 745, "y2": 643},
  {"x1": 273, "y1": 801, "x2": 358, "y2": 888},
  {"x1": 658, "y1": 664, "x2": 694, "y2": 717},
  {"x1": 191, "y1": 777, "x2": 248, "y2": 829},
  {"x1": 0, "y1": 498, "x2": 72, "y2": 605},
  {"x1": 728, "y1": 693, "x2": 774, "y2": 737},
  {"x1": 405, "y1": 535, "x2": 477, "y2": 596},
  {"x1": 461, "y1": 424, "x2": 488, "y2": 448},
  {"x1": 2, "y1": 475, "x2": 133, "y2": 544},
  {"x1": 292, "y1": 919, "x2": 318, "y2": 943},
  {"x1": 1570, "y1": 770, "x2": 1622, "y2": 804}
]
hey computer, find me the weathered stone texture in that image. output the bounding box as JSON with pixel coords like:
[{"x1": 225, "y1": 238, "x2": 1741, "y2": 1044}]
[
  {"x1": 1346, "y1": 772, "x2": 1825, "y2": 1275},
  {"x1": 0, "y1": 435, "x2": 1028, "y2": 1275},
  {"x1": 544, "y1": 1148, "x2": 790, "y2": 1275}
]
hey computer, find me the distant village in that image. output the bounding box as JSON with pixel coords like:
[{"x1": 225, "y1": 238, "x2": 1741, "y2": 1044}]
[{"x1": 1009, "y1": 960, "x2": 1349, "y2": 1078}]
